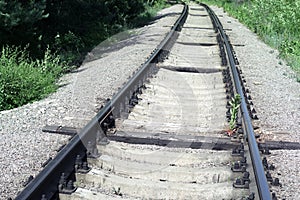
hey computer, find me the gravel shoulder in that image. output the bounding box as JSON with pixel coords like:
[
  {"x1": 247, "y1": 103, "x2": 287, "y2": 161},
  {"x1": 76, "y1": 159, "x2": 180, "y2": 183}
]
[
  {"x1": 0, "y1": 5, "x2": 183, "y2": 199},
  {"x1": 0, "y1": 3, "x2": 299, "y2": 199},
  {"x1": 211, "y1": 6, "x2": 300, "y2": 199},
  {"x1": 212, "y1": 7, "x2": 300, "y2": 142}
]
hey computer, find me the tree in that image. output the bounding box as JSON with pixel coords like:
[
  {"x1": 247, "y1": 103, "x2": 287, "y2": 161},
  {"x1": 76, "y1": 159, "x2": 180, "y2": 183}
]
[{"x1": 0, "y1": 0, "x2": 48, "y2": 49}]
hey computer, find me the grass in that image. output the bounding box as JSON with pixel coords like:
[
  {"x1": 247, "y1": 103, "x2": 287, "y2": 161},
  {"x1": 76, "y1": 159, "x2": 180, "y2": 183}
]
[
  {"x1": 0, "y1": 46, "x2": 63, "y2": 111},
  {"x1": 0, "y1": 1, "x2": 173, "y2": 111},
  {"x1": 197, "y1": 0, "x2": 300, "y2": 82}
]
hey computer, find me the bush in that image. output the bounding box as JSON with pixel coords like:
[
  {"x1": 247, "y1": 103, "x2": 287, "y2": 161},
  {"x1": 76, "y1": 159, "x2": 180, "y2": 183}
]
[
  {"x1": 0, "y1": 46, "x2": 63, "y2": 111},
  {"x1": 53, "y1": 31, "x2": 85, "y2": 65},
  {"x1": 0, "y1": 0, "x2": 48, "y2": 54},
  {"x1": 131, "y1": 0, "x2": 169, "y2": 27},
  {"x1": 0, "y1": 1, "x2": 172, "y2": 111}
]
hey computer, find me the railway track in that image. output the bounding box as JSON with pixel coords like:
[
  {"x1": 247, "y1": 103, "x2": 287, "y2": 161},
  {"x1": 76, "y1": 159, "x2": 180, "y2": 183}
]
[{"x1": 16, "y1": 2, "x2": 274, "y2": 200}]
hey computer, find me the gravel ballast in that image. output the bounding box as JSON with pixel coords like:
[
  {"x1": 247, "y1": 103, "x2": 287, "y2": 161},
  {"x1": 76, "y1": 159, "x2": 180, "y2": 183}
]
[
  {"x1": 212, "y1": 7, "x2": 300, "y2": 142},
  {"x1": 211, "y1": 6, "x2": 300, "y2": 199},
  {"x1": 0, "y1": 5, "x2": 183, "y2": 199},
  {"x1": 0, "y1": 3, "x2": 299, "y2": 199}
]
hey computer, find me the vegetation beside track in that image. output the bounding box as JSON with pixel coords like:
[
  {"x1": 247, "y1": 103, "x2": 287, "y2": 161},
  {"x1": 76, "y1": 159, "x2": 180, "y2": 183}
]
[
  {"x1": 0, "y1": 47, "x2": 63, "y2": 111},
  {"x1": 0, "y1": 0, "x2": 171, "y2": 111},
  {"x1": 197, "y1": 0, "x2": 300, "y2": 82}
]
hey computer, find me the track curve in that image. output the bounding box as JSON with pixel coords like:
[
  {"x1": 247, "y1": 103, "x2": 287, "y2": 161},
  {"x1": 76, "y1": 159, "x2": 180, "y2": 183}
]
[
  {"x1": 16, "y1": 2, "x2": 273, "y2": 200},
  {"x1": 61, "y1": 3, "x2": 250, "y2": 200}
]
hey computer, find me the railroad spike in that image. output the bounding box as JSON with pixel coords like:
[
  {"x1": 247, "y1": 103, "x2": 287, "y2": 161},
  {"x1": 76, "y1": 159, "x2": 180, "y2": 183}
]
[
  {"x1": 231, "y1": 147, "x2": 240, "y2": 156},
  {"x1": 58, "y1": 173, "x2": 77, "y2": 194},
  {"x1": 75, "y1": 155, "x2": 91, "y2": 173},
  {"x1": 75, "y1": 155, "x2": 83, "y2": 170},
  {"x1": 250, "y1": 105, "x2": 256, "y2": 114},
  {"x1": 236, "y1": 119, "x2": 242, "y2": 127},
  {"x1": 238, "y1": 128, "x2": 244, "y2": 135},
  {"x1": 231, "y1": 161, "x2": 246, "y2": 172},
  {"x1": 259, "y1": 147, "x2": 265, "y2": 154},
  {"x1": 225, "y1": 82, "x2": 233, "y2": 89},
  {"x1": 262, "y1": 158, "x2": 275, "y2": 170},
  {"x1": 272, "y1": 178, "x2": 282, "y2": 187},
  {"x1": 243, "y1": 171, "x2": 250, "y2": 182},
  {"x1": 222, "y1": 69, "x2": 229, "y2": 75},
  {"x1": 240, "y1": 157, "x2": 247, "y2": 166},
  {"x1": 269, "y1": 164, "x2": 275, "y2": 170},
  {"x1": 232, "y1": 162, "x2": 240, "y2": 171},
  {"x1": 231, "y1": 143, "x2": 244, "y2": 157},
  {"x1": 226, "y1": 101, "x2": 231, "y2": 108},
  {"x1": 262, "y1": 146, "x2": 271, "y2": 155},
  {"x1": 251, "y1": 113, "x2": 258, "y2": 120},
  {"x1": 223, "y1": 77, "x2": 230, "y2": 84},
  {"x1": 66, "y1": 180, "x2": 75, "y2": 191},
  {"x1": 226, "y1": 88, "x2": 233, "y2": 95},
  {"x1": 223, "y1": 77, "x2": 229, "y2": 83},
  {"x1": 101, "y1": 122, "x2": 109, "y2": 133},
  {"x1": 58, "y1": 173, "x2": 67, "y2": 191},
  {"x1": 272, "y1": 192, "x2": 278, "y2": 200},
  {"x1": 101, "y1": 114, "x2": 115, "y2": 130},
  {"x1": 246, "y1": 93, "x2": 252, "y2": 100},
  {"x1": 226, "y1": 114, "x2": 231, "y2": 119},
  {"x1": 221, "y1": 58, "x2": 227, "y2": 66},
  {"x1": 22, "y1": 175, "x2": 34, "y2": 187},
  {"x1": 246, "y1": 193, "x2": 255, "y2": 200},
  {"x1": 64, "y1": 180, "x2": 76, "y2": 194},
  {"x1": 137, "y1": 87, "x2": 143, "y2": 95},
  {"x1": 266, "y1": 171, "x2": 273, "y2": 182},
  {"x1": 262, "y1": 157, "x2": 268, "y2": 168},
  {"x1": 41, "y1": 157, "x2": 52, "y2": 168},
  {"x1": 130, "y1": 98, "x2": 138, "y2": 106},
  {"x1": 233, "y1": 178, "x2": 249, "y2": 189},
  {"x1": 82, "y1": 162, "x2": 90, "y2": 171}
]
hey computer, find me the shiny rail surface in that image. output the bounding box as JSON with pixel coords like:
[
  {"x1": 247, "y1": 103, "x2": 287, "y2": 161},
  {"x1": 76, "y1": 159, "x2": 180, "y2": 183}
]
[
  {"x1": 15, "y1": 2, "x2": 272, "y2": 200},
  {"x1": 15, "y1": 4, "x2": 189, "y2": 200},
  {"x1": 200, "y1": 3, "x2": 271, "y2": 200}
]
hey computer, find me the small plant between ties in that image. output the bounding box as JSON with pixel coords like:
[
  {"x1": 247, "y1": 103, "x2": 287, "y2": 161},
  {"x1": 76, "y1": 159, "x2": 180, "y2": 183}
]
[
  {"x1": 113, "y1": 187, "x2": 122, "y2": 196},
  {"x1": 227, "y1": 94, "x2": 241, "y2": 136}
]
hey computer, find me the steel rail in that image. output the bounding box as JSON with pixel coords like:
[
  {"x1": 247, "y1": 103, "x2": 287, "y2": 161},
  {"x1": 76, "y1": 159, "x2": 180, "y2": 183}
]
[
  {"x1": 200, "y1": 3, "x2": 271, "y2": 200},
  {"x1": 15, "y1": 4, "x2": 188, "y2": 200}
]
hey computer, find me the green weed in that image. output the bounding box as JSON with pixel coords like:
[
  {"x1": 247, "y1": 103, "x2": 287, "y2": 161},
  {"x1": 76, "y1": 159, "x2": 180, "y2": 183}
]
[
  {"x1": 0, "y1": 46, "x2": 63, "y2": 111},
  {"x1": 113, "y1": 187, "x2": 122, "y2": 196},
  {"x1": 229, "y1": 94, "x2": 241, "y2": 131},
  {"x1": 53, "y1": 31, "x2": 85, "y2": 66}
]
